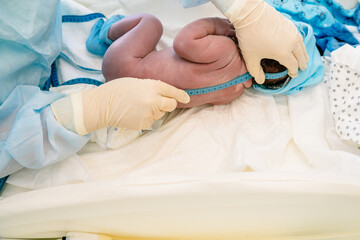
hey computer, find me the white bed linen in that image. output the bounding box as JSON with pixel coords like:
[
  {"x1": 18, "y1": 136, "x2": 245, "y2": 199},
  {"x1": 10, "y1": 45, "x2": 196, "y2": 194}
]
[
  {"x1": 2, "y1": 173, "x2": 360, "y2": 239},
  {"x1": 1, "y1": 0, "x2": 360, "y2": 239},
  {"x1": 6, "y1": 0, "x2": 360, "y2": 189}
]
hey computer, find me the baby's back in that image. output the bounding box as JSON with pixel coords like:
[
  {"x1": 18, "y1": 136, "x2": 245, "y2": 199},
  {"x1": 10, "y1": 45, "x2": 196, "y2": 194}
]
[
  {"x1": 128, "y1": 40, "x2": 247, "y2": 91},
  {"x1": 103, "y1": 16, "x2": 252, "y2": 107}
]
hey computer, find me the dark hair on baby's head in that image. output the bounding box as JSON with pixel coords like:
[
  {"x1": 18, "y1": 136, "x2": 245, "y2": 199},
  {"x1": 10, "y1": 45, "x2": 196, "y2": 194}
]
[
  {"x1": 230, "y1": 34, "x2": 290, "y2": 88},
  {"x1": 261, "y1": 59, "x2": 287, "y2": 73},
  {"x1": 260, "y1": 59, "x2": 290, "y2": 89}
]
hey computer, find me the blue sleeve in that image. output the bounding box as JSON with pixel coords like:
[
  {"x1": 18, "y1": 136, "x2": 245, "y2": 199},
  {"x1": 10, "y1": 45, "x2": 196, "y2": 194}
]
[
  {"x1": 0, "y1": 86, "x2": 90, "y2": 178},
  {"x1": 0, "y1": 0, "x2": 62, "y2": 104},
  {"x1": 0, "y1": 0, "x2": 90, "y2": 179}
]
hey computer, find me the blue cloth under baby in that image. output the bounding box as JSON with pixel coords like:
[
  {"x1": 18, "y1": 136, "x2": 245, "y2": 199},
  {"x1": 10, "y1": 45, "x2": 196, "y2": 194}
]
[
  {"x1": 253, "y1": 21, "x2": 324, "y2": 95},
  {"x1": 265, "y1": 0, "x2": 360, "y2": 55},
  {"x1": 86, "y1": 15, "x2": 323, "y2": 95}
]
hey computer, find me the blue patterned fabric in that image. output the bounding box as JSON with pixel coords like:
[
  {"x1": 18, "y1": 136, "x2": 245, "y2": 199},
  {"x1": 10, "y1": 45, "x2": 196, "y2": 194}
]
[{"x1": 266, "y1": 0, "x2": 360, "y2": 55}]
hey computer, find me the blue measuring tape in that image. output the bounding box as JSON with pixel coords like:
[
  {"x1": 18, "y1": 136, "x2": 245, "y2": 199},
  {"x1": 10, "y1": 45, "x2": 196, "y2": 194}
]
[
  {"x1": 184, "y1": 70, "x2": 288, "y2": 96},
  {"x1": 51, "y1": 68, "x2": 288, "y2": 94},
  {"x1": 62, "y1": 13, "x2": 106, "y2": 22},
  {"x1": 60, "y1": 78, "x2": 104, "y2": 86},
  {"x1": 53, "y1": 69, "x2": 288, "y2": 94}
]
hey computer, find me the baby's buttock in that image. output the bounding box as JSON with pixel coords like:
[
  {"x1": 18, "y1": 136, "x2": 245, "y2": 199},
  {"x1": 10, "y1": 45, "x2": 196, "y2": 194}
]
[
  {"x1": 135, "y1": 48, "x2": 247, "y2": 90},
  {"x1": 177, "y1": 54, "x2": 247, "y2": 89}
]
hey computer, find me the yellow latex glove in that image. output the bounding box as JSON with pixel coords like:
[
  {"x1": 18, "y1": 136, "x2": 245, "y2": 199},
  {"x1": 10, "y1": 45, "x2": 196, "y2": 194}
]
[
  {"x1": 211, "y1": 0, "x2": 309, "y2": 84},
  {"x1": 52, "y1": 78, "x2": 190, "y2": 135}
]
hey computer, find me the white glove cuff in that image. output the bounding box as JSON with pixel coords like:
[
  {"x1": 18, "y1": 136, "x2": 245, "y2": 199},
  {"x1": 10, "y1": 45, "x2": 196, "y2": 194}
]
[
  {"x1": 51, "y1": 93, "x2": 88, "y2": 136},
  {"x1": 210, "y1": 0, "x2": 237, "y2": 13},
  {"x1": 51, "y1": 95, "x2": 77, "y2": 133},
  {"x1": 70, "y1": 92, "x2": 89, "y2": 136},
  {"x1": 223, "y1": 0, "x2": 263, "y2": 23}
]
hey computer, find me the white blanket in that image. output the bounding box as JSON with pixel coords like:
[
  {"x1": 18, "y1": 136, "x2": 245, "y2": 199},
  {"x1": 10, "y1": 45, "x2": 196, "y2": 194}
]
[
  {"x1": 6, "y1": 0, "x2": 360, "y2": 190},
  {"x1": 3, "y1": 1, "x2": 360, "y2": 239}
]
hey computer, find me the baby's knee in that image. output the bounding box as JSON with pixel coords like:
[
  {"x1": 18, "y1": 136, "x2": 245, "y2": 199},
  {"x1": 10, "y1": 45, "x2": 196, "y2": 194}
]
[
  {"x1": 173, "y1": 33, "x2": 190, "y2": 58},
  {"x1": 139, "y1": 13, "x2": 163, "y2": 36}
]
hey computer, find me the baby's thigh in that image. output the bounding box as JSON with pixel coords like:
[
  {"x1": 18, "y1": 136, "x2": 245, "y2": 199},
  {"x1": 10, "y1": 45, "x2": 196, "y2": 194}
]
[
  {"x1": 102, "y1": 45, "x2": 142, "y2": 81},
  {"x1": 178, "y1": 83, "x2": 246, "y2": 108}
]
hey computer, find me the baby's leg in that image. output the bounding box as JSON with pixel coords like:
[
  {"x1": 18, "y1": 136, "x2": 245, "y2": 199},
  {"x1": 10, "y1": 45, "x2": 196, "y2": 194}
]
[
  {"x1": 102, "y1": 13, "x2": 163, "y2": 81},
  {"x1": 173, "y1": 17, "x2": 237, "y2": 64}
]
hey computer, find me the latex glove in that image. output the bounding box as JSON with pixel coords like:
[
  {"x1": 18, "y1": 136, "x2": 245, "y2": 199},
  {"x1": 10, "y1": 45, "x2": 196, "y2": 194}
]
[
  {"x1": 211, "y1": 0, "x2": 309, "y2": 84},
  {"x1": 52, "y1": 78, "x2": 190, "y2": 135}
]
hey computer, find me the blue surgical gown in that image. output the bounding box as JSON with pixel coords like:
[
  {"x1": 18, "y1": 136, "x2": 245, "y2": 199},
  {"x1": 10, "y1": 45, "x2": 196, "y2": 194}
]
[{"x1": 0, "y1": 0, "x2": 89, "y2": 178}]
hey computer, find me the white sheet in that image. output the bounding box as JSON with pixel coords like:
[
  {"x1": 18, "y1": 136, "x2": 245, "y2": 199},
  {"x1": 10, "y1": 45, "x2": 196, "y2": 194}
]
[
  {"x1": 6, "y1": 0, "x2": 360, "y2": 190},
  {"x1": 74, "y1": 0, "x2": 360, "y2": 180},
  {"x1": 2, "y1": 173, "x2": 360, "y2": 239},
  {"x1": 2, "y1": 0, "x2": 360, "y2": 239}
]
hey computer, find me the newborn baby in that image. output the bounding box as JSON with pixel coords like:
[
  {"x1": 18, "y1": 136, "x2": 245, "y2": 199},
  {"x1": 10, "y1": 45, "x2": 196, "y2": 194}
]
[{"x1": 100, "y1": 14, "x2": 287, "y2": 108}]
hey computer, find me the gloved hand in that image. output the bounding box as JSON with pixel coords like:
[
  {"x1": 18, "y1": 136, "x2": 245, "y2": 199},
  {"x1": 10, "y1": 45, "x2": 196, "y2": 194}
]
[
  {"x1": 52, "y1": 78, "x2": 190, "y2": 135},
  {"x1": 211, "y1": 0, "x2": 308, "y2": 84}
]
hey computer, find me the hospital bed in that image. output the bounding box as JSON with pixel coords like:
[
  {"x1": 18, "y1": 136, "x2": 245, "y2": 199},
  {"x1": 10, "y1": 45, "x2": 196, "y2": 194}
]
[{"x1": 1, "y1": 0, "x2": 360, "y2": 239}]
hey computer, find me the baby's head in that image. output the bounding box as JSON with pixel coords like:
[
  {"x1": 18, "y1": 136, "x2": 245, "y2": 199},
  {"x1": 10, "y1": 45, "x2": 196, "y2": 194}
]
[
  {"x1": 231, "y1": 36, "x2": 290, "y2": 89},
  {"x1": 260, "y1": 59, "x2": 290, "y2": 89}
]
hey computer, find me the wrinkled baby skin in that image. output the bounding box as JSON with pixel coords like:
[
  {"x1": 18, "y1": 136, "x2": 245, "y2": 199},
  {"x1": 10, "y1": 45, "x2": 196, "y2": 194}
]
[{"x1": 103, "y1": 15, "x2": 252, "y2": 108}]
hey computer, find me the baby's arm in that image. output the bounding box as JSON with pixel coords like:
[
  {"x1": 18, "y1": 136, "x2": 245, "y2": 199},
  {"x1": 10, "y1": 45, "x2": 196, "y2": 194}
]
[
  {"x1": 173, "y1": 17, "x2": 236, "y2": 64},
  {"x1": 102, "y1": 13, "x2": 163, "y2": 80}
]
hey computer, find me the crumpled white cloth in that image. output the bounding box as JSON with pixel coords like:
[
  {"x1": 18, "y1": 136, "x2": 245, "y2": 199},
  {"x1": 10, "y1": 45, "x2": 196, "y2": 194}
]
[
  {"x1": 6, "y1": 154, "x2": 90, "y2": 189},
  {"x1": 326, "y1": 44, "x2": 360, "y2": 146},
  {"x1": 6, "y1": 0, "x2": 360, "y2": 191}
]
